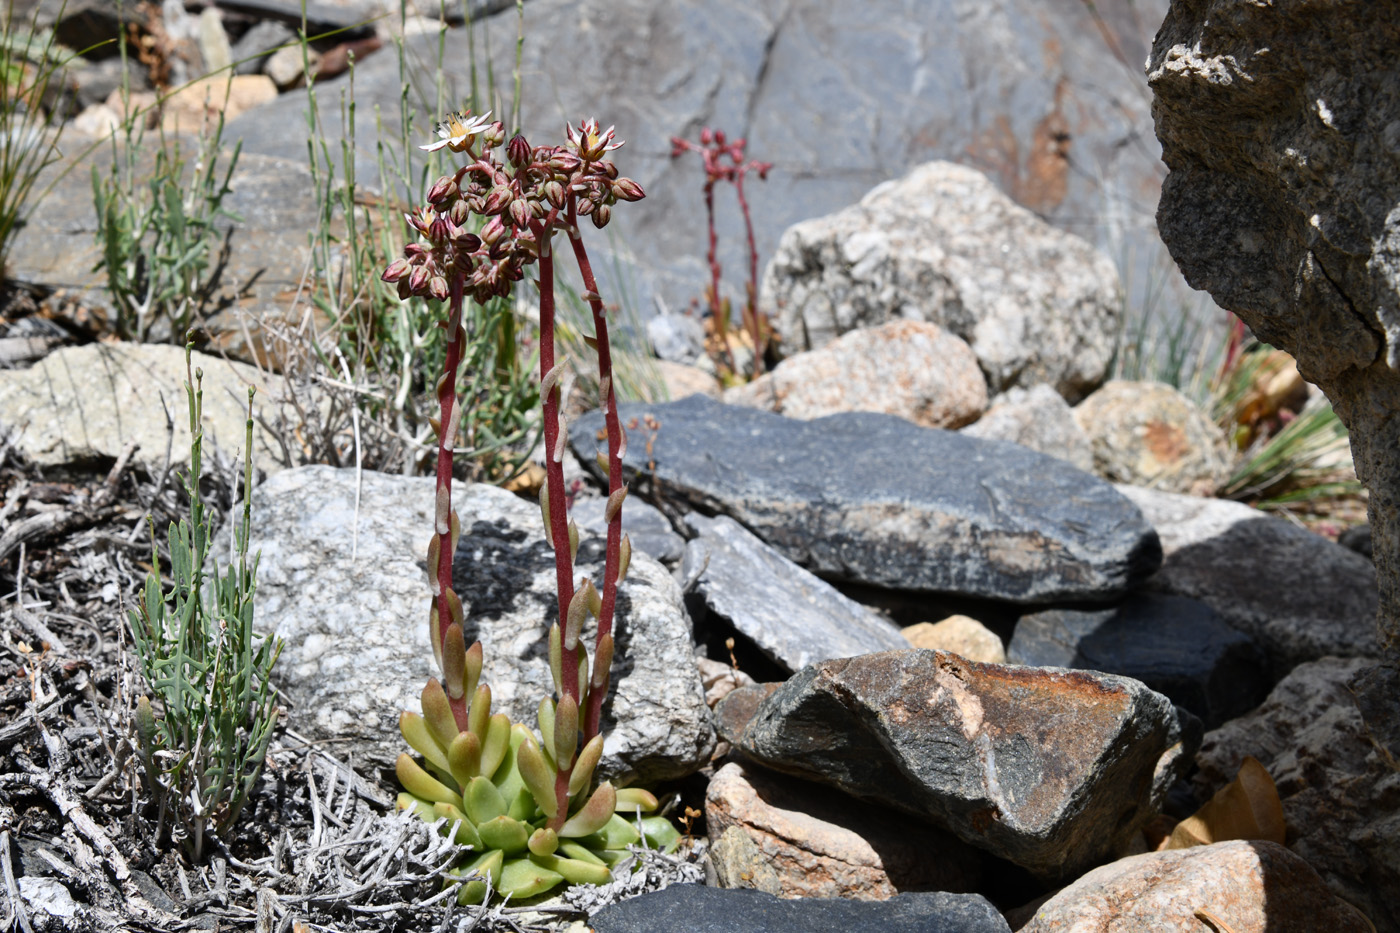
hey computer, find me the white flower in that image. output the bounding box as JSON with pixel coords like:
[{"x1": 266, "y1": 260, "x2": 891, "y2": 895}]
[{"x1": 421, "y1": 109, "x2": 493, "y2": 153}]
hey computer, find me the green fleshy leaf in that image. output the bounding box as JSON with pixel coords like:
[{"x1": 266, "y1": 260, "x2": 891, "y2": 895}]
[
  {"x1": 401, "y1": 712, "x2": 451, "y2": 774},
  {"x1": 557, "y1": 841, "x2": 606, "y2": 866},
  {"x1": 559, "y1": 782, "x2": 616, "y2": 838},
  {"x1": 396, "y1": 753, "x2": 463, "y2": 809},
  {"x1": 499, "y1": 857, "x2": 564, "y2": 899},
  {"x1": 432, "y1": 801, "x2": 483, "y2": 849},
  {"x1": 453, "y1": 849, "x2": 504, "y2": 906},
  {"x1": 528, "y1": 852, "x2": 612, "y2": 885},
  {"x1": 477, "y1": 815, "x2": 530, "y2": 855},
  {"x1": 639, "y1": 816, "x2": 682, "y2": 853},
  {"x1": 464, "y1": 775, "x2": 507, "y2": 825},
  {"x1": 578, "y1": 812, "x2": 641, "y2": 850}
]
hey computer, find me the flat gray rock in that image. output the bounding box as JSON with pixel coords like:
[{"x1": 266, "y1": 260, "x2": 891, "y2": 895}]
[
  {"x1": 574, "y1": 396, "x2": 1161, "y2": 604},
  {"x1": 0, "y1": 342, "x2": 285, "y2": 476},
  {"x1": 1118, "y1": 484, "x2": 1380, "y2": 673},
  {"x1": 251, "y1": 466, "x2": 715, "y2": 785},
  {"x1": 733, "y1": 649, "x2": 1197, "y2": 882},
  {"x1": 1008, "y1": 593, "x2": 1269, "y2": 728},
  {"x1": 682, "y1": 513, "x2": 910, "y2": 674}
]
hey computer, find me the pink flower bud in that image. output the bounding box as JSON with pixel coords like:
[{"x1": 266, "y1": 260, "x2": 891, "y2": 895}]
[
  {"x1": 507, "y1": 133, "x2": 532, "y2": 167},
  {"x1": 700, "y1": 127, "x2": 712, "y2": 144},
  {"x1": 549, "y1": 152, "x2": 581, "y2": 173},
  {"x1": 426, "y1": 174, "x2": 457, "y2": 204},
  {"x1": 576, "y1": 198, "x2": 596, "y2": 216},
  {"x1": 611, "y1": 177, "x2": 645, "y2": 202},
  {"x1": 454, "y1": 230, "x2": 482, "y2": 252},
  {"x1": 382, "y1": 257, "x2": 412, "y2": 282},
  {"x1": 429, "y1": 216, "x2": 452, "y2": 242},
  {"x1": 509, "y1": 198, "x2": 531, "y2": 229},
  {"x1": 591, "y1": 204, "x2": 611, "y2": 228},
  {"x1": 481, "y1": 215, "x2": 506, "y2": 246},
  {"x1": 544, "y1": 179, "x2": 566, "y2": 209},
  {"x1": 483, "y1": 185, "x2": 512, "y2": 215},
  {"x1": 404, "y1": 242, "x2": 428, "y2": 260},
  {"x1": 429, "y1": 275, "x2": 449, "y2": 301},
  {"x1": 714, "y1": 129, "x2": 726, "y2": 145},
  {"x1": 397, "y1": 278, "x2": 412, "y2": 300},
  {"x1": 408, "y1": 264, "x2": 430, "y2": 293}
]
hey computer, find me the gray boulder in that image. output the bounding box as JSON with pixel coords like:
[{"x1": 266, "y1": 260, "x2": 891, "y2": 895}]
[
  {"x1": 0, "y1": 342, "x2": 283, "y2": 476},
  {"x1": 961, "y1": 384, "x2": 1094, "y2": 473},
  {"x1": 764, "y1": 162, "x2": 1119, "y2": 402},
  {"x1": 1118, "y1": 484, "x2": 1379, "y2": 673},
  {"x1": 251, "y1": 466, "x2": 715, "y2": 785},
  {"x1": 722, "y1": 320, "x2": 988, "y2": 429},
  {"x1": 1149, "y1": 0, "x2": 1400, "y2": 675},
  {"x1": 574, "y1": 396, "x2": 1162, "y2": 604},
  {"x1": 681, "y1": 513, "x2": 910, "y2": 674},
  {"x1": 1008, "y1": 592, "x2": 1269, "y2": 728},
  {"x1": 731, "y1": 649, "x2": 1198, "y2": 882}
]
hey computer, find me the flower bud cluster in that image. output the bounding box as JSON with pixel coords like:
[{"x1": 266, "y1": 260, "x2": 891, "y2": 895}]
[
  {"x1": 669, "y1": 126, "x2": 772, "y2": 186},
  {"x1": 382, "y1": 112, "x2": 647, "y2": 306}
]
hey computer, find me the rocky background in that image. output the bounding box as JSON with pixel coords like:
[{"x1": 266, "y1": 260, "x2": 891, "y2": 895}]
[{"x1": 0, "y1": 1, "x2": 1395, "y2": 932}]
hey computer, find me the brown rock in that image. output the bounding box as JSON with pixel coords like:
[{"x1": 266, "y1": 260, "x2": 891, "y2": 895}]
[
  {"x1": 901, "y1": 616, "x2": 1005, "y2": 663},
  {"x1": 1020, "y1": 840, "x2": 1375, "y2": 933},
  {"x1": 705, "y1": 761, "x2": 981, "y2": 899},
  {"x1": 1193, "y1": 657, "x2": 1399, "y2": 932},
  {"x1": 1073, "y1": 380, "x2": 1231, "y2": 495},
  {"x1": 723, "y1": 320, "x2": 988, "y2": 429},
  {"x1": 734, "y1": 650, "x2": 1197, "y2": 882}
]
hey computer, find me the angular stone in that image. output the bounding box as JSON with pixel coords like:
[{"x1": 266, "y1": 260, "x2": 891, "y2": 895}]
[
  {"x1": 250, "y1": 466, "x2": 715, "y2": 784},
  {"x1": 902, "y1": 616, "x2": 1006, "y2": 664},
  {"x1": 764, "y1": 162, "x2": 1119, "y2": 401},
  {"x1": 570, "y1": 495, "x2": 685, "y2": 565},
  {"x1": 733, "y1": 649, "x2": 1197, "y2": 882},
  {"x1": 1149, "y1": 0, "x2": 1400, "y2": 664},
  {"x1": 705, "y1": 761, "x2": 981, "y2": 900},
  {"x1": 681, "y1": 513, "x2": 910, "y2": 674},
  {"x1": 961, "y1": 384, "x2": 1094, "y2": 473},
  {"x1": 1194, "y1": 657, "x2": 1400, "y2": 933},
  {"x1": 1008, "y1": 593, "x2": 1269, "y2": 728},
  {"x1": 1119, "y1": 484, "x2": 1380, "y2": 672},
  {"x1": 1073, "y1": 381, "x2": 1232, "y2": 496},
  {"x1": 723, "y1": 320, "x2": 988, "y2": 429},
  {"x1": 0, "y1": 342, "x2": 284, "y2": 476},
  {"x1": 589, "y1": 884, "x2": 1012, "y2": 933},
  {"x1": 1019, "y1": 841, "x2": 1376, "y2": 933},
  {"x1": 7, "y1": 147, "x2": 324, "y2": 368},
  {"x1": 575, "y1": 396, "x2": 1162, "y2": 604}
]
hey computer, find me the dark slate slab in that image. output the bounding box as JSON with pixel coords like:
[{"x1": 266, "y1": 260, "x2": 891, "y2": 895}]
[
  {"x1": 573, "y1": 396, "x2": 1161, "y2": 603},
  {"x1": 682, "y1": 513, "x2": 910, "y2": 673},
  {"x1": 1008, "y1": 593, "x2": 1270, "y2": 728},
  {"x1": 589, "y1": 884, "x2": 1012, "y2": 933},
  {"x1": 733, "y1": 649, "x2": 1197, "y2": 882}
]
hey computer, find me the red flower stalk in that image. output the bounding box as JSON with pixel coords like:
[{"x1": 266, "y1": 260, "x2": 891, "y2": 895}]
[{"x1": 671, "y1": 127, "x2": 774, "y2": 379}]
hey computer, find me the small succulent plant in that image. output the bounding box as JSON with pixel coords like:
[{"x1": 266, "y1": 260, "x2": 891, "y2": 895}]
[
  {"x1": 394, "y1": 634, "x2": 678, "y2": 904},
  {"x1": 384, "y1": 111, "x2": 679, "y2": 904}
]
